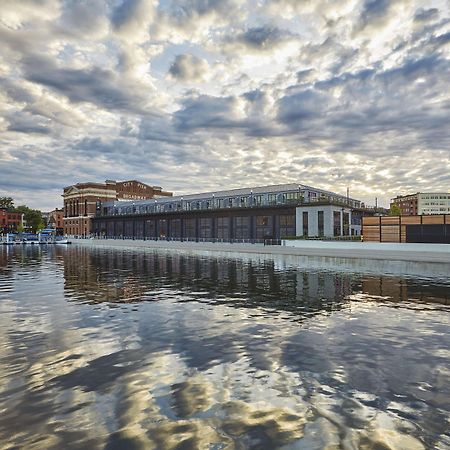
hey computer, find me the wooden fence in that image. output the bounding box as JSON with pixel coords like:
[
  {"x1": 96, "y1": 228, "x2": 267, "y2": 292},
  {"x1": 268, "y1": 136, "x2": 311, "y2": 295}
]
[{"x1": 362, "y1": 215, "x2": 450, "y2": 243}]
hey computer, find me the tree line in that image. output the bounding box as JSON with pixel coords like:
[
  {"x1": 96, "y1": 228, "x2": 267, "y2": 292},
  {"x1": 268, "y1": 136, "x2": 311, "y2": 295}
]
[{"x1": 0, "y1": 196, "x2": 45, "y2": 232}]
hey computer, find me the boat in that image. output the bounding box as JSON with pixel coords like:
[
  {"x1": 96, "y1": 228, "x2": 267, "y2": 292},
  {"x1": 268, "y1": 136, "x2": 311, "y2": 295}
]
[{"x1": 55, "y1": 238, "x2": 71, "y2": 244}]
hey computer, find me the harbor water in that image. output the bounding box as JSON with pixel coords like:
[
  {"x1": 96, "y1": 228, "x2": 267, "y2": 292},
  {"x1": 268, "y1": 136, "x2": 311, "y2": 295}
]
[{"x1": 0, "y1": 245, "x2": 449, "y2": 449}]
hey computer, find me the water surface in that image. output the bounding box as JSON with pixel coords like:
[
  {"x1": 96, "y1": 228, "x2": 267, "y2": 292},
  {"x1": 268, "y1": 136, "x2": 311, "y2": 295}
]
[{"x1": 0, "y1": 245, "x2": 449, "y2": 449}]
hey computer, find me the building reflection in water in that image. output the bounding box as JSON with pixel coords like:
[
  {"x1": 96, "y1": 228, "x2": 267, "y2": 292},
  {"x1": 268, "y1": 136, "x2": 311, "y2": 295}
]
[
  {"x1": 62, "y1": 246, "x2": 449, "y2": 308},
  {"x1": 0, "y1": 245, "x2": 449, "y2": 450}
]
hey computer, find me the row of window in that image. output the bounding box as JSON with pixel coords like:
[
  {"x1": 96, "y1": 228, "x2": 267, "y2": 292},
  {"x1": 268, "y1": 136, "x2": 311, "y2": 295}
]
[
  {"x1": 422, "y1": 196, "x2": 450, "y2": 200},
  {"x1": 95, "y1": 215, "x2": 295, "y2": 239},
  {"x1": 422, "y1": 202, "x2": 450, "y2": 206},
  {"x1": 422, "y1": 208, "x2": 450, "y2": 212},
  {"x1": 65, "y1": 200, "x2": 88, "y2": 217},
  {"x1": 102, "y1": 192, "x2": 357, "y2": 216}
]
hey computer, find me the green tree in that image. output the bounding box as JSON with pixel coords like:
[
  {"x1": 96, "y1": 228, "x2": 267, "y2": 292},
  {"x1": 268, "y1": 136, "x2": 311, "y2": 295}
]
[
  {"x1": 0, "y1": 197, "x2": 14, "y2": 210},
  {"x1": 15, "y1": 205, "x2": 44, "y2": 233},
  {"x1": 389, "y1": 204, "x2": 401, "y2": 216}
]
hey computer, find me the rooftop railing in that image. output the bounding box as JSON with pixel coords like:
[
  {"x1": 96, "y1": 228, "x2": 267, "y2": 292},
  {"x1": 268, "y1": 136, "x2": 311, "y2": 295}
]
[{"x1": 96, "y1": 195, "x2": 360, "y2": 218}]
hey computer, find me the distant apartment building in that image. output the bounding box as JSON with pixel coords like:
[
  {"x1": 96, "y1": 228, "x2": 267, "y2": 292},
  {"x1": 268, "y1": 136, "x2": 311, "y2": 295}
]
[
  {"x1": 63, "y1": 180, "x2": 172, "y2": 236},
  {"x1": 391, "y1": 193, "x2": 450, "y2": 215},
  {"x1": 0, "y1": 208, "x2": 23, "y2": 233}
]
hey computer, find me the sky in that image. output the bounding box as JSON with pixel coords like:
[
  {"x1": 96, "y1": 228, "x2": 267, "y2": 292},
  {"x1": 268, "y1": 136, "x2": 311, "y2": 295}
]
[{"x1": 0, "y1": 0, "x2": 449, "y2": 211}]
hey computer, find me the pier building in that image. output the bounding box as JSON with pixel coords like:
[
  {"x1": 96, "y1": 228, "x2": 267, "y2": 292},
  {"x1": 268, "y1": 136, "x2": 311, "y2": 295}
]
[{"x1": 91, "y1": 183, "x2": 364, "y2": 241}]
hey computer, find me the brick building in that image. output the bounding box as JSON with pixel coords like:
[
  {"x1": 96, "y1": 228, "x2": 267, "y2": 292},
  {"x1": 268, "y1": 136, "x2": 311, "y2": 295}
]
[
  {"x1": 0, "y1": 208, "x2": 23, "y2": 233},
  {"x1": 390, "y1": 194, "x2": 418, "y2": 215},
  {"x1": 63, "y1": 180, "x2": 172, "y2": 236},
  {"x1": 391, "y1": 192, "x2": 450, "y2": 215},
  {"x1": 48, "y1": 208, "x2": 64, "y2": 235}
]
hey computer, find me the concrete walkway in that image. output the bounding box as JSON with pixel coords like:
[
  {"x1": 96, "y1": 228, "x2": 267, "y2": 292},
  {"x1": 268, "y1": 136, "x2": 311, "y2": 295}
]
[{"x1": 71, "y1": 238, "x2": 450, "y2": 264}]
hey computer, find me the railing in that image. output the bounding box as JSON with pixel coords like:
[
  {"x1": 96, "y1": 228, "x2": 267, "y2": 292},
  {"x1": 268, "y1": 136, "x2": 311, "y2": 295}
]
[
  {"x1": 282, "y1": 235, "x2": 362, "y2": 241},
  {"x1": 70, "y1": 235, "x2": 282, "y2": 246},
  {"x1": 97, "y1": 197, "x2": 360, "y2": 218}
]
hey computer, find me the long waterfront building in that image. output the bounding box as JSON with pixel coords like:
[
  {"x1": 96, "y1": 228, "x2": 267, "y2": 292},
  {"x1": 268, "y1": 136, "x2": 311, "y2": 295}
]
[{"x1": 91, "y1": 183, "x2": 364, "y2": 240}]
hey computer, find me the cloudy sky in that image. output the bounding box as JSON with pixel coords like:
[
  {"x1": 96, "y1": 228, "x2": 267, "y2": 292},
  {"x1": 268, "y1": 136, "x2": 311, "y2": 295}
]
[{"x1": 0, "y1": 0, "x2": 449, "y2": 210}]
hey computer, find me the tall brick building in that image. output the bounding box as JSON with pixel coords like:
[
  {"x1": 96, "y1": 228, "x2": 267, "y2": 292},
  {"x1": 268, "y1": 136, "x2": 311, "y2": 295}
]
[{"x1": 63, "y1": 180, "x2": 172, "y2": 236}]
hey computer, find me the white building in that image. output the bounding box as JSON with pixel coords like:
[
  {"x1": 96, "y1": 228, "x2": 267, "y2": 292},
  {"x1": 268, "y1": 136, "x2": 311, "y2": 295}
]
[
  {"x1": 417, "y1": 193, "x2": 450, "y2": 215},
  {"x1": 295, "y1": 204, "x2": 354, "y2": 238}
]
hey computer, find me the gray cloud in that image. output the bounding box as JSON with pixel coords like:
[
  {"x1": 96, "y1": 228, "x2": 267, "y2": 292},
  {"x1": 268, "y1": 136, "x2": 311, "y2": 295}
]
[
  {"x1": 174, "y1": 94, "x2": 245, "y2": 131},
  {"x1": 21, "y1": 54, "x2": 155, "y2": 114},
  {"x1": 168, "y1": 54, "x2": 209, "y2": 81},
  {"x1": 112, "y1": 0, "x2": 142, "y2": 30},
  {"x1": 6, "y1": 114, "x2": 51, "y2": 135},
  {"x1": 277, "y1": 90, "x2": 327, "y2": 126},
  {"x1": 414, "y1": 8, "x2": 440, "y2": 22},
  {"x1": 359, "y1": 0, "x2": 391, "y2": 28},
  {"x1": 0, "y1": 77, "x2": 37, "y2": 104},
  {"x1": 231, "y1": 25, "x2": 294, "y2": 50},
  {"x1": 160, "y1": 0, "x2": 238, "y2": 23}
]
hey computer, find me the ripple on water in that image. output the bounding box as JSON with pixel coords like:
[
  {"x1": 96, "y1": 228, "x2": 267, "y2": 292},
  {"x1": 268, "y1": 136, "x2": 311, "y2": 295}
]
[{"x1": 0, "y1": 245, "x2": 449, "y2": 449}]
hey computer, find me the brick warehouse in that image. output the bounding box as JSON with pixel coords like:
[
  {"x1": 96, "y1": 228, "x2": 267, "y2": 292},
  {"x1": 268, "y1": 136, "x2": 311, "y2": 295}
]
[{"x1": 63, "y1": 180, "x2": 172, "y2": 236}]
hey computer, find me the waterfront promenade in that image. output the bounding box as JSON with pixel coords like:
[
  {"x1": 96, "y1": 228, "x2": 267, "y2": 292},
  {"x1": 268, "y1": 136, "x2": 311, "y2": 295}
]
[{"x1": 72, "y1": 238, "x2": 450, "y2": 262}]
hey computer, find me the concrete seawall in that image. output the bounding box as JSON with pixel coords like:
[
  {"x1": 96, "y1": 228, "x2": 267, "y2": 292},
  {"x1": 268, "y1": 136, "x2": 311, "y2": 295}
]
[{"x1": 71, "y1": 238, "x2": 450, "y2": 262}]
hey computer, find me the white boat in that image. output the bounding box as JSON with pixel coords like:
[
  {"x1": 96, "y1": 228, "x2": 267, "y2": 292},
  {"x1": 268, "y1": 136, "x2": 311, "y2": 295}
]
[{"x1": 55, "y1": 238, "x2": 71, "y2": 244}]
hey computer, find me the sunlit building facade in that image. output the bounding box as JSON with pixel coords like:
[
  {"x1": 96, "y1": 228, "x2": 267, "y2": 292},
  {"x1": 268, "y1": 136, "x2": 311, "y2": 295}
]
[{"x1": 63, "y1": 179, "x2": 172, "y2": 236}]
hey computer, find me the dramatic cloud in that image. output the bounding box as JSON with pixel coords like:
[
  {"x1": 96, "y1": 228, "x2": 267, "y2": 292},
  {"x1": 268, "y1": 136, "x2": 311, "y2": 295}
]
[{"x1": 0, "y1": 0, "x2": 449, "y2": 210}]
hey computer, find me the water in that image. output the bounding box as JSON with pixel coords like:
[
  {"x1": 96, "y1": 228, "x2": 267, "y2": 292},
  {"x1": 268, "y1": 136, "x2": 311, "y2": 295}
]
[{"x1": 0, "y1": 245, "x2": 449, "y2": 450}]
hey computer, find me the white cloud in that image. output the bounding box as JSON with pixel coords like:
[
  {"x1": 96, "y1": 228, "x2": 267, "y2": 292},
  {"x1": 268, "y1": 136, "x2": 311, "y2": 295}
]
[{"x1": 0, "y1": 0, "x2": 449, "y2": 210}]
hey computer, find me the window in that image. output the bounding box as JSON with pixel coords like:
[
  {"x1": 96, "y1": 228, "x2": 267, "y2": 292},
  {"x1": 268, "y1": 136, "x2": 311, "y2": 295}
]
[
  {"x1": 217, "y1": 217, "x2": 230, "y2": 239},
  {"x1": 343, "y1": 212, "x2": 349, "y2": 236},
  {"x1": 158, "y1": 219, "x2": 168, "y2": 237},
  {"x1": 256, "y1": 215, "x2": 272, "y2": 238},
  {"x1": 333, "y1": 211, "x2": 341, "y2": 236},
  {"x1": 235, "y1": 216, "x2": 250, "y2": 239},
  {"x1": 285, "y1": 192, "x2": 301, "y2": 203},
  {"x1": 303, "y1": 211, "x2": 308, "y2": 236},
  {"x1": 254, "y1": 195, "x2": 263, "y2": 206},
  {"x1": 184, "y1": 218, "x2": 196, "y2": 238},
  {"x1": 279, "y1": 215, "x2": 295, "y2": 237},
  {"x1": 199, "y1": 218, "x2": 212, "y2": 238},
  {"x1": 318, "y1": 211, "x2": 324, "y2": 237}
]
